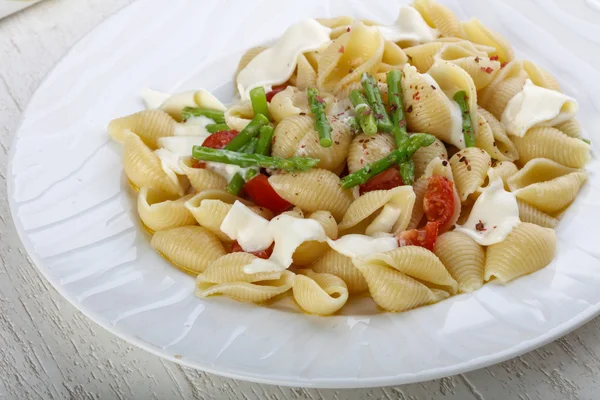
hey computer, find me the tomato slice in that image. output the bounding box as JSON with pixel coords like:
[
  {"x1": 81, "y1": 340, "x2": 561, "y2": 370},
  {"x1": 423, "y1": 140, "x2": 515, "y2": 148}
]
[
  {"x1": 244, "y1": 174, "x2": 292, "y2": 214},
  {"x1": 266, "y1": 85, "x2": 288, "y2": 102},
  {"x1": 359, "y1": 165, "x2": 404, "y2": 195},
  {"x1": 201, "y1": 130, "x2": 239, "y2": 149},
  {"x1": 423, "y1": 175, "x2": 455, "y2": 231},
  {"x1": 396, "y1": 221, "x2": 439, "y2": 251},
  {"x1": 192, "y1": 130, "x2": 239, "y2": 168},
  {"x1": 231, "y1": 240, "x2": 274, "y2": 259}
]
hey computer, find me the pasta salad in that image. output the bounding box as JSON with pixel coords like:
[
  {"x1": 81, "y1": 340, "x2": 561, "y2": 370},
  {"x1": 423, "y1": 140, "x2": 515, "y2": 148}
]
[{"x1": 108, "y1": 0, "x2": 590, "y2": 315}]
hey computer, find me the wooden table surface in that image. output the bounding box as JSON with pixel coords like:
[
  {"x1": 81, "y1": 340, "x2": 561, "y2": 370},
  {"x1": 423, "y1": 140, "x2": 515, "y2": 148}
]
[{"x1": 1, "y1": 1, "x2": 599, "y2": 399}]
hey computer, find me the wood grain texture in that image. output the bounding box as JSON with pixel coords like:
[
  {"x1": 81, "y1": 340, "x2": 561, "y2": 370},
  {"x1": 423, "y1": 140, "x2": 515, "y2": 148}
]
[{"x1": 1, "y1": 0, "x2": 599, "y2": 399}]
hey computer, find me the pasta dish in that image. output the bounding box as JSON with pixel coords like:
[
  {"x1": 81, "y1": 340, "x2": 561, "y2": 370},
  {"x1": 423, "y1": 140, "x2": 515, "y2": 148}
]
[{"x1": 107, "y1": 0, "x2": 590, "y2": 315}]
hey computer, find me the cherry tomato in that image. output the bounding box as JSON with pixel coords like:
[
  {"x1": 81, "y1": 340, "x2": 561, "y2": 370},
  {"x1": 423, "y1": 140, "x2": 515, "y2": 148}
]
[
  {"x1": 231, "y1": 241, "x2": 274, "y2": 259},
  {"x1": 201, "y1": 130, "x2": 239, "y2": 149},
  {"x1": 423, "y1": 175, "x2": 455, "y2": 231},
  {"x1": 266, "y1": 85, "x2": 288, "y2": 102},
  {"x1": 359, "y1": 166, "x2": 404, "y2": 195},
  {"x1": 243, "y1": 174, "x2": 292, "y2": 214},
  {"x1": 396, "y1": 221, "x2": 439, "y2": 251}
]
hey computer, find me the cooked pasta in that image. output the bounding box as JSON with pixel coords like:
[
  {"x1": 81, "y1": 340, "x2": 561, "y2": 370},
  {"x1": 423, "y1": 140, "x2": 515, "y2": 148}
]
[
  {"x1": 107, "y1": 2, "x2": 590, "y2": 315},
  {"x1": 292, "y1": 270, "x2": 349, "y2": 315},
  {"x1": 485, "y1": 223, "x2": 556, "y2": 282},
  {"x1": 434, "y1": 231, "x2": 484, "y2": 293}
]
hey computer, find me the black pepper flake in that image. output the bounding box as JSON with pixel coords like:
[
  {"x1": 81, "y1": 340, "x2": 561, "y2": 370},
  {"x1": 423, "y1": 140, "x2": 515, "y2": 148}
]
[
  {"x1": 299, "y1": 112, "x2": 306, "y2": 116},
  {"x1": 459, "y1": 156, "x2": 467, "y2": 163},
  {"x1": 467, "y1": 165, "x2": 472, "y2": 171},
  {"x1": 474, "y1": 56, "x2": 480, "y2": 63},
  {"x1": 406, "y1": 105, "x2": 413, "y2": 113},
  {"x1": 475, "y1": 220, "x2": 486, "y2": 232},
  {"x1": 442, "y1": 160, "x2": 448, "y2": 166},
  {"x1": 430, "y1": 85, "x2": 436, "y2": 90}
]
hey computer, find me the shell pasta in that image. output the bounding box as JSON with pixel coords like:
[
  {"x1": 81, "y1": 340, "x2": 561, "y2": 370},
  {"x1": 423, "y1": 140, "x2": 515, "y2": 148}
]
[{"x1": 108, "y1": 0, "x2": 589, "y2": 315}]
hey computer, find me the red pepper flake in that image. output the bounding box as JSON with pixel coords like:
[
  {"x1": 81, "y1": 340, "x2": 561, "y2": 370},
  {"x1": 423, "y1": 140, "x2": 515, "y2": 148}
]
[
  {"x1": 399, "y1": 120, "x2": 406, "y2": 128},
  {"x1": 474, "y1": 56, "x2": 480, "y2": 63},
  {"x1": 406, "y1": 105, "x2": 413, "y2": 113},
  {"x1": 490, "y1": 55, "x2": 499, "y2": 61},
  {"x1": 500, "y1": 61, "x2": 508, "y2": 69},
  {"x1": 346, "y1": 27, "x2": 351, "y2": 32},
  {"x1": 475, "y1": 220, "x2": 486, "y2": 232},
  {"x1": 338, "y1": 46, "x2": 345, "y2": 54},
  {"x1": 480, "y1": 66, "x2": 494, "y2": 74},
  {"x1": 315, "y1": 95, "x2": 325, "y2": 104},
  {"x1": 349, "y1": 68, "x2": 354, "y2": 74}
]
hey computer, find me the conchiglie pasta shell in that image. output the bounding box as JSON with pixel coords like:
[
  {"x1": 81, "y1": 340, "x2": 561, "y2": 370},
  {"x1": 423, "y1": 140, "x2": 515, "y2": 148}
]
[
  {"x1": 476, "y1": 107, "x2": 519, "y2": 161},
  {"x1": 337, "y1": 76, "x2": 389, "y2": 104},
  {"x1": 199, "y1": 253, "x2": 280, "y2": 283},
  {"x1": 379, "y1": 40, "x2": 408, "y2": 72},
  {"x1": 523, "y1": 60, "x2": 562, "y2": 92},
  {"x1": 408, "y1": 175, "x2": 429, "y2": 229},
  {"x1": 269, "y1": 86, "x2": 310, "y2": 123},
  {"x1": 354, "y1": 262, "x2": 447, "y2": 312},
  {"x1": 412, "y1": 138, "x2": 448, "y2": 180},
  {"x1": 269, "y1": 169, "x2": 354, "y2": 221},
  {"x1": 488, "y1": 161, "x2": 519, "y2": 190},
  {"x1": 225, "y1": 101, "x2": 254, "y2": 132},
  {"x1": 358, "y1": 246, "x2": 458, "y2": 294},
  {"x1": 554, "y1": 118, "x2": 582, "y2": 138},
  {"x1": 517, "y1": 200, "x2": 558, "y2": 229},
  {"x1": 292, "y1": 270, "x2": 348, "y2": 315},
  {"x1": 478, "y1": 60, "x2": 526, "y2": 113},
  {"x1": 235, "y1": 46, "x2": 267, "y2": 81},
  {"x1": 123, "y1": 130, "x2": 185, "y2": 197},
  {"x1": 295, "y1": 54, "x2": 318, "y2": 91},
  {"x1": 404, "y1": 42, "x2": 444, "y2": 72},
  {"x1": 514, "y1": 171, "x2": 587, "y2": 214},
  {"x1": 138, "y1": 187, "x2": 195, "y2": 232},
  {"x1": 293, "y1": 211, "x2": 338, "y2": 266},
  {"x1": 460, "y1": 18, "x2": 514, "y2": 63},
  {"x1": 485, "y1": 76, "x2": 527, "y2": 120},
  {"x1": 317, "y1": 21, "x2": 384, "y2": 94},
  {"x1": 179, "y1": 157, "x2": 227, "y2": 193},
  {"x1": 449, "y1": 56, "x2": 501, "y2": 90},
  {"x1": 347, "y1": 133, "x2": 396, "y2": 173},
  {"x1": 109, "y1": 109, "x2": 176, "y2": 148},
  {"x1": 507, "y1": 158, "x2": 577, "y2": 191},
  {"x1": 434, "y1": 231, "x2": 484, "y2": 293},
  {"x1": 317, "y1": 16, "x2": 354, "y2": 29},
  {"x1": 485, "y1": 223, "x2": 556, "y2": 282},
  {"x1": 152, "y1": 226, "x2": 226, "y2": 275},
  {"x1": 157, "y1": 91, "x2": 196, "y2": 121},
  {"x1": 450, "y1": 148, "x2": 492, "y2": 202},
  {"x1": 413, "y1": 0, "x2": 461, "y2": 37},
  {"x1": 311, "y1": 249, "x2": 368, "y2": 293},
  {"x1": 512, "y1": 126, "x2": 591, "y2": 169},
  {"x1": 272, "y1": 115, "x2": 351, "y2": 171}
]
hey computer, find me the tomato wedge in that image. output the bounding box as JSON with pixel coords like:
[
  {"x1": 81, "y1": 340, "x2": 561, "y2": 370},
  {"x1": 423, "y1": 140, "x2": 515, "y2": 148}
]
[
  {"x1": 231, "y1": 241, "x2": 274, "y2": 259},
  {"x1": 359, "y1": 165, "x2": 404, "y2": 194},
  {"x1": 423, "y1": 175, "x2": 455, "y2": 231},
  {"x1": 243, "y1": 174, "x2": 292, "y2": 214},
  {"x1": 266, "y1": 85, "x2": 288, "y2": 102},
  {"x1": 192, "y1": 130, "x2": 239, "y2": 168},
  {"x1": 396, "y1": 221, "x2": 439, "y2": 251}
]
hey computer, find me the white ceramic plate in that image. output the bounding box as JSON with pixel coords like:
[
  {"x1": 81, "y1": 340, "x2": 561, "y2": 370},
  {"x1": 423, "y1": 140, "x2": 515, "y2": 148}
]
[
  {"x1": 0, "y1": 0, "x2": 40, "y2": 20},
  {"x1": 8, "y1": 0, "x2": 600, "y2": 388}
]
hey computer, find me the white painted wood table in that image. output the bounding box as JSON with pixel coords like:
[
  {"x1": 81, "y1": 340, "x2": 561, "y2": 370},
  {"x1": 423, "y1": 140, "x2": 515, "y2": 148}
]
[{"x1": 1, "y1": 1, "x2": 599, "y2": 399}]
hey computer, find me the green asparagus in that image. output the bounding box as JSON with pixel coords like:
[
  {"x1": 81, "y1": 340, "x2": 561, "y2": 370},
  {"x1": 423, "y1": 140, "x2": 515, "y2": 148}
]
[
  {"x1": 192, "y1": 146, "x2": 319, "y2": 172},
  {"x1": 349, "y1": 90, "x2": 377, "y2": 135},
  {"x1": 226, "y1": 173, "x2": 246, "y2": 195},
  {"x1": 256, "y1": 125, "x2": 274, "y2": 156},
  {"x1": 387, "y1": 69, "x2": 415, "y2": 185},
  {"x1": 206, "y1": 123, "x2": 230, "y2": 134},
  {"x1": 347, "y1": 117, "x2": 361, "y2": 136},
  {"x1": 340, "y1": 133, "x2": 435, "y2": 189},
  {"x1": 361, "y1": 73, "x2": 393, "y2": 132},
  {"x1": 307, "y1": 87, "x2": 333, "y2": 147},
  {"x1": 582, "y1": 138, "x2": 591, "y2": 145},
  {"x1": 250, "y1": 86, "x2": 271, "y2": 121},
  {"x1": 181, "y1": 107, "x2": 226, "y2": 124},
  {"x1": 224, "y1": 114, "x2": 270, "y2": 151},
  {"x1": 239, "y1": 137, "x2": 259, "y2": 154},
  {"x1": 453, "y1": 91, "x2": 475, "y2": 148}
]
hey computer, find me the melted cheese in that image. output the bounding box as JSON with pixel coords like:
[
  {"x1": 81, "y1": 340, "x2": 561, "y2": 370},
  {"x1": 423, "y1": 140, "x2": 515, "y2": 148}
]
[
  {"x1": 220, "y1": 201, "x2": 273, "y2": 252},
  {"x1": 205, "y1": 162, "x2": 253, "y2": 183},
  {"x1": 236, "y1": 19, "x2": 331, "y2": 99},
  {"x1": 501, "y1": 79, "x2": 578, "y2": 137},
  {"x1": 327, "y1": 234, "x2": 398, "y2": 258},
  {"x1": 154, "y1": 148, "x2": 184, "y2": 182},
  {"x1": 173, "y1": 116, "x2": 214, "y2": 137},
  {"x1": 455, "y1": 178, "x2": 520, "y2": 245},
  {"x1": 377, "y1": 6, "x2": 438, "y2": 43},
  {"x1": 141, "y1": 89, "x2": 226, "y2": 113},
  {"x1": 244, "y1": 214, "x2": 328, "y2": 274}
]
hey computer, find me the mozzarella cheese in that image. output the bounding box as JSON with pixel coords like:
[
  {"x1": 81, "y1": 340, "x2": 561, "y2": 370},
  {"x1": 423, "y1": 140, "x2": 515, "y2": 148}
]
[
  {"x1": 326, "y1": 234, "x2": 398, "y2": 258},
  {"x1": 501, "y1": 79, "x2": 578, "y2": 137},
  {"x1": 220, "y1": 201, "x2": 273, "y2": 252},
  {"x1": 377, "y1": 6, "x2": 438, "y2": 43}
]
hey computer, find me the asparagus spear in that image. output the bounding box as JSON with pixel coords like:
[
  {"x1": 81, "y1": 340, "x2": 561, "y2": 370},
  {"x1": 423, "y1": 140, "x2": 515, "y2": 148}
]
[
  {"x1": 206, "y1": 123, "x2": 230, "y2": 134},
  {"x1": 181, "y1": 107, "x2": 226, "y2": 124},
  {"x1": 255, "y1": 125, "x2": 274, "y2": 156},
  {"x1": 361, "y1": 73, "x2": 393, "y2": 132},
  {"x1": 224, "y1": 114, "x2": 270, "y2": 151},
  {"x1": 228, "y1": 137, "x2": 260, "y2": 195},
  {"x1": 226, "y1": 173, "x2": 246, "y2": 195},
  {"x1": 347, "y1": 117, "x2": 361, "y2": 136},
  {"x1": 453, "y1": 91, "x2": 475, "y2": 148},
  {"x1": 349, "y1": 90, "x2": 377, "y2": 135},
  {"x1": 238, "y1": 137, "x2": 259, "y2": 154},
  {"x1": 307, "y1": 87, "x2": 333, "y2": 147},
  {"x1": 387, "y1": 69, "x2": 415, "y2": 185},
  {"x1": 192, "y1": 146, "x2": 319, "y2": 172},
  {"x1": 249, "y1": 86, "x2": 271, "y2": 121},
  {"x1": 340, "y1": 133, "x2": 435, "y2": 189}
]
